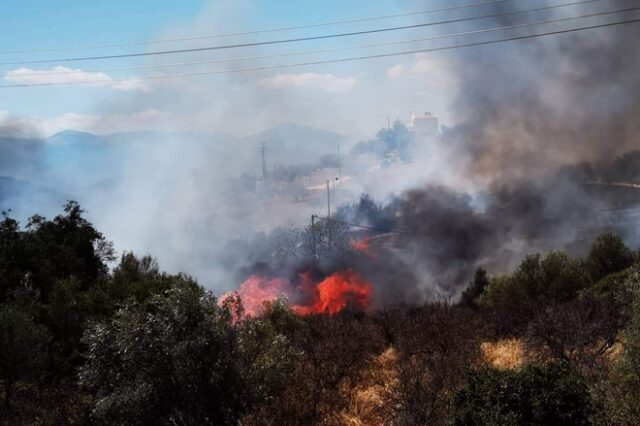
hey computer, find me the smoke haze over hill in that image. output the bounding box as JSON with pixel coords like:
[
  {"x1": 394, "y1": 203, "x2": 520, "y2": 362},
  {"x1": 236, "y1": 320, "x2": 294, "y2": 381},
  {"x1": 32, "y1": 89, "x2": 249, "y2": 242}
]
[{"x1": 2, "y1": 0, "x2": 640, "y2": 301}]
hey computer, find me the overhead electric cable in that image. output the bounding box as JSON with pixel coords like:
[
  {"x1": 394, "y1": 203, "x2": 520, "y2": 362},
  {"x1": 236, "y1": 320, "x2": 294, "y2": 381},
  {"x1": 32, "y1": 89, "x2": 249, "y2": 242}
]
[
  {"x1": 0, "y1": 0, "x2": 520, "y2": 54},
  {"x1": 1, "y1": 16, "x2": 638, "y2": 88},
  {"x1": 0, "y1": 0, "x2": 609, "y2": 66},
  {"x1": 12, "y1": 5, "x2": 635, "y2": 78},
  {"x1": 329, "y1": 218, "x2": 407, "y2": 234}
]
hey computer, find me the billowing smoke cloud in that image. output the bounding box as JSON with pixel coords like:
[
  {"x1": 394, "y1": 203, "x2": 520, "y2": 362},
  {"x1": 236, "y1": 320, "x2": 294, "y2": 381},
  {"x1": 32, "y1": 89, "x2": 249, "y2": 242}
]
[
  {"x1": 221, "y1": 171, "x2": 620, "y2": 303},
  {"x1": 334, "y1": 0, "x2": 640, "y2": 298},
  {"x1": 442, "y1": 0, "x2": 640, "y2": 182},
  {"x1": 3, "y1": 0, "x2": 640, "y2": 306}
]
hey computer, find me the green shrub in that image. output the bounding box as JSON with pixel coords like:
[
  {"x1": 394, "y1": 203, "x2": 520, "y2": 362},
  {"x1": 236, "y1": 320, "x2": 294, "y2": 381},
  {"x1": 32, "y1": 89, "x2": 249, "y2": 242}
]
[
  {"x1": 80, "y1": 285, "x2": 299, "y2": 425},
  {"x1": 450, "y1": 363, "x2": 593, "y2": 426},
  {"x1": 604, "y1": 276, "x2": 640, "y2": 425},
  {"x1": 586, "y1": 232, "x2": 636, "y2": 282}
]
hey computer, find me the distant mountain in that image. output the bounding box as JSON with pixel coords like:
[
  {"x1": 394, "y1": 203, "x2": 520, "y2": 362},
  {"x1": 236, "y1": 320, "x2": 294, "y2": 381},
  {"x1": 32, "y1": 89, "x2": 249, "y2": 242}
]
[
  {"x1": 42, "y1": 124, "x2": 347, "y2": 175},
  {"x1": 0, "y1": 176, "x2": 72, "y2": 219},
  {"x1": 242, "y1": 123, "x2": 345, "y2": 166},
  {"x1": 0, "y1": 123, "x2": 348, "y2": 220},
  {"x1": 47, "y1": 129, "x2": 104, "y2": 145}
]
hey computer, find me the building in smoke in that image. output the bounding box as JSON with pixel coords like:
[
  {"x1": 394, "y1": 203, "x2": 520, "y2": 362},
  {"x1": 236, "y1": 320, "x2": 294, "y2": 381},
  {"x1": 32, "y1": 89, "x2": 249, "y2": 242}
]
[{"x1": 409, "y1": 112, "x2": 439, "y2": 142}]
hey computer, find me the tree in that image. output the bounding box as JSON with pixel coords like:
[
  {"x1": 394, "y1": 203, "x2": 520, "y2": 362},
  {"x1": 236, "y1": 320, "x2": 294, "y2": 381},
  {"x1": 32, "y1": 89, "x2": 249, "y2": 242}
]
[
  {"x1": 526, "y1": 297, "x2": 622, "y2": 379},
  {"x1": 43, "y1": 277, "x2": 98, "y2": 375},
  {"x1": 586, "y1": 232, "x2": 636, "y2": 282},
  {"x1": 0, "y1": 210, "x2": 32, "y2": 303},
  {"x1": 81, "y1": 283, "x2": 236, "y2": 425},
  {"x1": 480, "y1": 252, "x2": 591, "y2": 334},
  {"x1": 450, "y1": 363, "x2": 593, "y2": 426},
  {"x1": 0, "y1": 304, "x2": 48, "y2": 409},
  {"x1": 460, "y1": 268, "x2": 489, "y2": 307},
  {"x1": 378, "y1": 120, "x2": 413, "y2": 162},
  {"x1": 80, "y1": 284, "x2": 298, "y2": 425},
  {"x1": 481, "y1": 252, "x2": 590, "y2": 307},
  {"x1": 15, "y1": 201, "x2": 114, "y2": 300},
  {"x1": 336, "y1": 193, "x2": 396, "y2": 231},
  {"x1": 604, "y1": 269, "x2": 640, "y2": 425},
  {"x1": 108, "y1": 252, "x2": 182, "y2": 303},
  {"x1": 389, "y1": 303, "x2": 483, "y2": 424},
  {"x1": 603, "y1": 150, "x2": 640, "y2": 183},
  {"x1": 236, "y1": 299, "x2": 305, "y2": 424},
  {"x1": 302, "y1": 216, "x2": 351, "y2": 265},
  {"x1": 350, "y1": 121, "x2": 413, "y2": 163}
]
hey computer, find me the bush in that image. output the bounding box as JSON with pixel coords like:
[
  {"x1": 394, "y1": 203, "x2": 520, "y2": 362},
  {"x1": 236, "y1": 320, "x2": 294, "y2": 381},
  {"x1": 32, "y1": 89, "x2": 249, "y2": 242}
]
[
  {"x1": 586, "y1": 232, "x2": 636, "y2": 282},
  {"x1": 80, "y1": 285, "x2": 298, "y2": 425},
  {"x1": 450, "y1": 363, "x2": 593, "y2": 426},
  {"x1": 460, "y1": 268, "x2": 489, "y2": 307},
  {"x1": 480, "y1": 252, "x2": 591, "y2": 334},
  {"x1": 482, "y1": 252, "x2": 590, "y2": 309},
  {"x1": 390, "y1": 303, "x2": 484, "y2": 425},
  {"x1": 526, "y1": 297, "x2": 621, "y2": 379},
  {"x1": 604, "y1": 276, "x2": 640, "y2": 425},
  {"x1": 0, "y1": 304, "x2": 49, "y2": 409}
]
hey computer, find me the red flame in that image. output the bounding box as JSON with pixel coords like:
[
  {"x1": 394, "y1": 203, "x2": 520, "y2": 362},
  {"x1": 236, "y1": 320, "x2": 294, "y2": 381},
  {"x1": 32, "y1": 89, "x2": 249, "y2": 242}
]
[
  {"x1": 222, "y1": 270, "x2": 373, "y2": 317},
  {"x1": 351, "y1": 238, "x2": 371, "y2": 254},
  {"x1": 292, "y1": 270, "x2": 373, "y2": 315},
  {"x1": 221, "y1": 276, "x2": 289, "y2": 317}
]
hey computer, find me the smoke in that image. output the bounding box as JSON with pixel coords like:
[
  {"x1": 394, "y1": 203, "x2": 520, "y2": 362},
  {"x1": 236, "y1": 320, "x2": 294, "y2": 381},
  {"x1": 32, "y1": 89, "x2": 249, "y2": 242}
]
[
  {"x1": 332, "y1": 0, "x2": 640, "y2": 298},
  {"x1": 221, "y1": 171, "x2": 612, "y2": 304},
  {"x1": 441, "y1": 0, "x2": 640, "y2": 182},
  {"x1": 0, "y1": 115, "x2": 57, "y2": 219},
  {"x1": 0, "y1": 114, "x2": 44, "y2": 179},
  {"x1": 3, "y1": 0, "x2": 640, "y2": 306}
]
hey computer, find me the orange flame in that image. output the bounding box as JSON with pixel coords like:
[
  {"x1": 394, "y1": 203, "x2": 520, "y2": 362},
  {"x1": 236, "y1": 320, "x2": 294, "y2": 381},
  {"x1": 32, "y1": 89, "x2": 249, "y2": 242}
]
[
  {"x1": 222, "y1": 270, "x2": 373, "y2": 317},
  {"x1": 293, "y1": 270, "x2": 373, "y2": 315},
  {"x1": 351, "y1": 238, "x2": 370, "y2": 252},
  {"x1": 221, "y1": 276, "x2": 289, "y2": 317}
]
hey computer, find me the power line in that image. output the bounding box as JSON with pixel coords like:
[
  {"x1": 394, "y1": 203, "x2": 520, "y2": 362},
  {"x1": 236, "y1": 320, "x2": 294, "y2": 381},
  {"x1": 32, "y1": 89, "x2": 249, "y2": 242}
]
[
  {"x1": 1, "y1": 16, "x2": 638, "y2": 89},
  {"x1": 0, "y1": 0, "x2": 519, "y2": 54},
  {"x1": 0, "y1": 0, "x2": 609, "y2": 66},
  {"x1": 329, "y1": 218, "x2": 406, "y2": 234},
  {"x1": 8, "y1": 5, "x2": 634, "y2": 78}
]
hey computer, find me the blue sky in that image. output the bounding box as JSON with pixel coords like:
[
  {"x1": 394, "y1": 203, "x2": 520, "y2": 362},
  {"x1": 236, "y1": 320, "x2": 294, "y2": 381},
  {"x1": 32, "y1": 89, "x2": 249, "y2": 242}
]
[{"x1": 0, "y1": 0, "x2": 461, "y2": 136}]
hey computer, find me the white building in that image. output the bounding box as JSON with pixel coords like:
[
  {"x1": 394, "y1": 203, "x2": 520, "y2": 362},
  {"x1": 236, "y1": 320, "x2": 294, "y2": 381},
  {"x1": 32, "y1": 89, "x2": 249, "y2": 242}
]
[{"x1": 409, "y1": 112, "x2": 439, "y2": 141}]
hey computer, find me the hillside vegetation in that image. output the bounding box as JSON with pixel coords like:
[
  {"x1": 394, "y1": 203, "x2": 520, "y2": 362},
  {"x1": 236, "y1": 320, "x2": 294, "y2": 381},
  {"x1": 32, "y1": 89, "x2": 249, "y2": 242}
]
[{"x1": 1, "y1": 202, "x2": 639, "y2": 425}]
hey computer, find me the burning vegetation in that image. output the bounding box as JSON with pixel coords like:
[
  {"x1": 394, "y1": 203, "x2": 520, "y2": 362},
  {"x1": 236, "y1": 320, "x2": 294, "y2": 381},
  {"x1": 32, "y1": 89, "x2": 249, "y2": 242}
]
[
  {"x1": 223, "y1": 269, "x2": 373, "y2": 317},
  {"x1": 2, "y1": 197, "x2": 640, "y2": 425},
  {"x1": 2, "y1": 2, "x2": 640, "y2": 423}
]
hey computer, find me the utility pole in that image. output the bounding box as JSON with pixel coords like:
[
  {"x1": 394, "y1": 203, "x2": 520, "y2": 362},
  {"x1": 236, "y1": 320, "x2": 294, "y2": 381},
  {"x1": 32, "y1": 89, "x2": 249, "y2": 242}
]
[
  {"x1": 327, "y1": 179, "x2": 331, "y2": 245},
  {"x1": 261, "y1": 143, "x2": 267, "y2": 180},
  {"x1": 326, "y1": 180, "x2": 331, "y2": 219},
  {"x1": 387, "y1": 115, "x2": 391, "y2": 130},
  {"x1": 310, "y1": 214, "x2": 316, "y2": 256},
  {"x1": 337, "y1": 144, "x2": 342, "y2": 183}
]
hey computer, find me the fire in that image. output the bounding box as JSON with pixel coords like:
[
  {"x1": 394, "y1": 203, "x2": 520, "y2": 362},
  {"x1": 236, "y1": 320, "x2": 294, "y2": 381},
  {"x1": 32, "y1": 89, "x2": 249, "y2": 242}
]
[
  {"x1": 351, "y1": 233, "x2": 398, "y2": 258},
  {"x1": 293, "y1": 270, "x2": 373, "y2": 315},
  {"x1": 223, "y1": 270, "x2": 373, "y2": 317},
  {"x1": 221, "y1": 276, "x2": 289, "y2": 317},
  {"x1": 351, "y1": 238, "x2": 372, "y2": 255}
]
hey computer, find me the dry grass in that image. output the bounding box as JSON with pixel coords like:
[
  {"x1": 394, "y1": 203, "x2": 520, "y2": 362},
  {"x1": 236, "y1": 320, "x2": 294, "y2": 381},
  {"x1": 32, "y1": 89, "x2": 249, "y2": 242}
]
[
  {"x1": 605, "y1": 340, "x2": 623, "y2": 362},
  {"x1": 329, "y1": 339, "x2": 530, "y2": 424},
  {"x1": 336, "y1": 346, "x2": 401, "y2": 426},
  {"x1": 481, "y1": 339, "x2": 526, "y2": 370}
]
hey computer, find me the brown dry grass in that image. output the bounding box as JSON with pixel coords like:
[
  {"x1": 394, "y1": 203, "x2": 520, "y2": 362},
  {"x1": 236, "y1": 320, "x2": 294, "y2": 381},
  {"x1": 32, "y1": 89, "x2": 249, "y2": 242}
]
[
  {"x1": 605, "y1": 340, "x2": 623, "y2": 362},
  {"x1": 481, "y1": 338, "x2": 526, "y2": 370},
  {"x1": 336, "y1": 346, "x2": 401, "y2": 426}
]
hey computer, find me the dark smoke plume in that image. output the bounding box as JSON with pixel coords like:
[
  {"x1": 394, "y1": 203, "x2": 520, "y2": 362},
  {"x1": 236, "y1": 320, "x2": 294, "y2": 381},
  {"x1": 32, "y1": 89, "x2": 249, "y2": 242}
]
[{"x1": 443, "y1": 0, "x2": 640, "y2": 182}]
